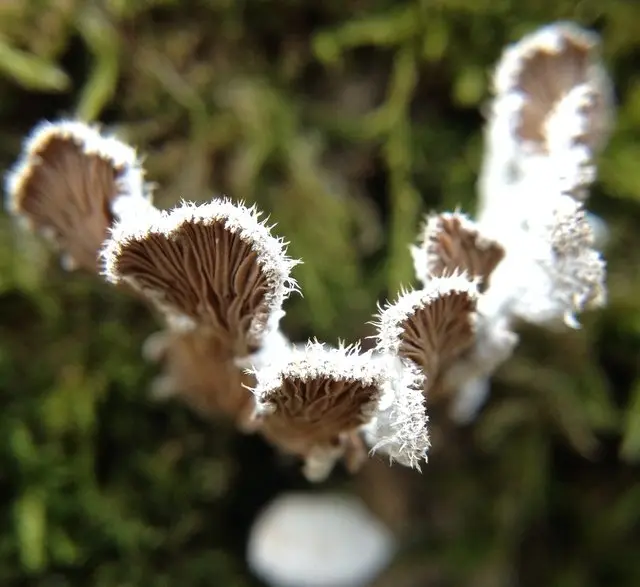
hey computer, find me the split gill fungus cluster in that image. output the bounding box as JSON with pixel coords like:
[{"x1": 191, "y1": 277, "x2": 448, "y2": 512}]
[{"x1": 4, "y1": 21, "x2": 612, "y2": 482}]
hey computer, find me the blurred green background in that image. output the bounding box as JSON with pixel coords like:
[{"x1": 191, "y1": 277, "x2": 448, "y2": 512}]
[{"x1": 1, "y1": 1, "x2": 639, "y2": 586}]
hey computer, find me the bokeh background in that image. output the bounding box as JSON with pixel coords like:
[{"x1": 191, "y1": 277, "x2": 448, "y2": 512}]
[{"x1": 1, "y1": 1, "x2": 639, "y2": 586}]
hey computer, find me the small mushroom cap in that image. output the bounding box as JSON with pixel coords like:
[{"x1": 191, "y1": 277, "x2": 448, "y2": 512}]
[
  {"x1": 5, "y1": 119, "x2": 148, "y2": 273},
  {"x1": 250, "y1": 341, "x2": 386, "y2": 478},
  {"x1": 411, "y1": 211, "x2": 506, "y2": 293},
  {"x1": 374, "y1": 274, "x2": 479, "y2": 383},
  {"x1": 142, "y1": 329, "x2": 256, "y2": 430},
  {"x1": 491, "y1": 21, "x2": 614, "y2": 155},
  {"x1": 478, "y1": 22, "x2": 615, "y2": 231},
  {"x1": 247, "y1": 492, "x2": 396, "y2": 587},
  {"x1": 103, "y1": 199, "x2": 299, "y2": 355}
]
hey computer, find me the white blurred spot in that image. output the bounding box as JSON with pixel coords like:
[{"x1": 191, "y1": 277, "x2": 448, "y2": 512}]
[{"x1": 247, "y1": 492, "x2": 396, "y2": 587}]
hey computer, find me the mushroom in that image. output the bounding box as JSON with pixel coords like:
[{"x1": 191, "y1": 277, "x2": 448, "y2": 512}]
[
  {"x1": 411, "y1": 212, "x2": 506, "y2": 294},
  {"x1": 478, "y1": 22, "x2": 615, "y2": 229},
  {"x1": 102, "y1": 198, "x2": 298, "y2": 357},
  {"x1": 373, "y1": 273, "x2": 479, "y2": 390},
  {"x1": 364, "y1": 274, "x2": 482, "y2": 455},
  {"x1": 491, "y1": 21, "x2": 613, "y2": 157},
  {"x1": 101, "y1": 198, "x2": 299, "y2": 426},
  {"x1": 498, "y1": 193, "x2": 606, "y2": 329},
  {"x1": 250, "y1": 341, "x2": 386, "y2": 481},
  {"x1": 5, "y1": 119, "x2": 151, "y2": 273}
]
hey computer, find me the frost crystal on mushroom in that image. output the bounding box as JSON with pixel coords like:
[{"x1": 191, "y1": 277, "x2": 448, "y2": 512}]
[
  {"x1": 363, "y1": 275, "x2": 478, "y2": 465},
  {"x1": 5, "y1": 119, "x2": 152, "y2": 272},
  {"x1": 103, "y1": 199, "x2": 299, "y2": 355},
  {"x1": 411, "y1": 212, "x2": 506, "y2": 293},
  {"x1": 506, "y1": 194, "x2": 607, "y2": 328},
  {"x1": 250, "y1": 341, "x2": 386, "y2": 481},
  {"x1": 363, "y1": 357, "x2": 430, "y2": 470}
]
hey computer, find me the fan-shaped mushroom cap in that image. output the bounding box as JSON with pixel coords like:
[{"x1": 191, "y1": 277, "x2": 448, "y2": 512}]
[
  {"x1": 374, "y1": 274, "x2": 479, "y2": 383},
  {"x1": 5, "y1": 119, "x2": 150, "y2": 272},
  {"x1": 411, "y1": 211, "x2": 505, "y2": 293},
  {"x1": 250, "y1": 341, "x2": 387, "y2": 481},
  {"x1": 103, "y1": 199, "x2": 299, "y2": 355},
  {"x1": 491, "y1": 21, "x2": 613, "y2": 157}
]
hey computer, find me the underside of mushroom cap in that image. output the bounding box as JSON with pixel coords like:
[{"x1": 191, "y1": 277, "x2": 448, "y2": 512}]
[
  {"x1": 5, "y1": 119, "x2": 150, "y2": 273},
  {"x1": 507, "y1": 194, "x2": 607, "y2": 328},
  {"x1": 411, "y1": 211, "x2": 506, "y2": 293},
  {"x1": 491, "y1": 21, "x2": 613, "y2": 156},
  {"x1": 103, "y1": 199, "x2": 299, "y2": 355},
  {"x1": 374, "y1": 273, "x2": 479, "y2": 387},
  {"x1": 250, "y1": 341, "x2": 386, "y2": 478}
]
